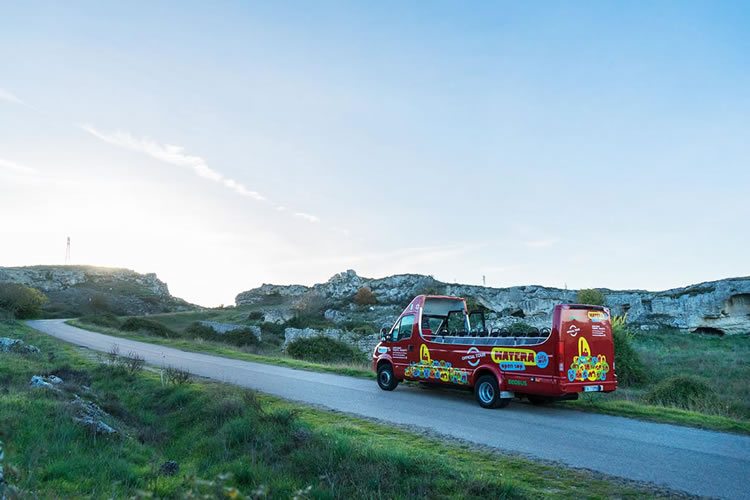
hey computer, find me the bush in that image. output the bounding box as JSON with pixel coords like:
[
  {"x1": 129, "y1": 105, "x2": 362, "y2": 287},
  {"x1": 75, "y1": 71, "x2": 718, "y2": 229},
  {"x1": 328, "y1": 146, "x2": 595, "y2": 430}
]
[
  {"x1": 222, "y1": 328, "x2": 261, "y2": 347},
  {"x1": 80, "y1": 313, "x2": 121, "y2": 329},
  {"x1": 185, "y1": 322, "x2": 260, "y2": 347},
  {"x1": 247, "y1": 311, "x2": 264, "y2": 321},
  {"x1": 0, "y1": 283, "x2": 47, "y2": 319},
  {"x1": 286, "y1": 336, "x2": 366, "y2": 364},
  {"x1": 612, "y1": 322, "x2": 648, "y2": 386},
  {"x1": 644, "y1": 376, "x2": 720, "y2": 411},
  {"x1": 163, "y1": 366, "x2": 191, "y2": 385},
  {"x1": 120, "y1": 317, "x2": 175, "y2": 338},
  {"x1": 507, "y1": 322, "x2": 537, "y2": 336},
  {"x1": 260, "y1": 322, "x2": 285, "y2": 338},
  {"x1": 122, "y1": 352, "x2": 145, "y2": 376},
  {"x1": 576, "y1": 289, "x2": 605, "y2": 306},
  {"x1": 353, "y1": 287, "x2": 377, "y2": 306}
]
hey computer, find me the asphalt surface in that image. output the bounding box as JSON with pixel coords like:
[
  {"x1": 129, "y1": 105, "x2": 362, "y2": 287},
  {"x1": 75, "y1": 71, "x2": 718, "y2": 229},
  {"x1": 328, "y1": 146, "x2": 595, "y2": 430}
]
[{"x1": 27, "y1": 319, "x2": 750, "y2": 499}]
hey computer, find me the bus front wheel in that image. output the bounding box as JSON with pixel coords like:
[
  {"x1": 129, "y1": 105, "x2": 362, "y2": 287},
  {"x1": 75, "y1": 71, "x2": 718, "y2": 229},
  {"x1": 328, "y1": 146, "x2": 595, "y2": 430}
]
[{"x1": 377, "y1": 363, "x2": 399, "y2": 391}]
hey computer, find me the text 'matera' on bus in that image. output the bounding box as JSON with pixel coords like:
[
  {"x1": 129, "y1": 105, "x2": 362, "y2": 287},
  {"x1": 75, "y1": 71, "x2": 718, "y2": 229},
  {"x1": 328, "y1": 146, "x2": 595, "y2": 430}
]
[{"x1": 372, "y1": 295, "x2": 617, "y2": 408}]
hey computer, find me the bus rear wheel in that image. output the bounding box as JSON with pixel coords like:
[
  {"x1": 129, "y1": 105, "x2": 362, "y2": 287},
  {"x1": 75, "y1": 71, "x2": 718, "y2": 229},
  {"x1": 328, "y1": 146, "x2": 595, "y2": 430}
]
[
  {"x1": 377, "y1": 363, "x2": 399, "y2": 391},
  {"x1": 474, "y1": 375, "x2": 510, "y2": 409}
]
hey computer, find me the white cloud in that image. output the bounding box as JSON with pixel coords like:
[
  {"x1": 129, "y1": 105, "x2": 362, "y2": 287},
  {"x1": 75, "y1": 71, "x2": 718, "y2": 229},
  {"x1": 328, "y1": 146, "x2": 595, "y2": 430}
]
[
  {"x1": 0, "y1": 88, "x2": 23, "y2": 105},
  {"x1": 0, "y1": 158, "x2": 37, "y2": 175},
  {"x1": 81, "y1": 125, "x2": 265, "y2": 201},
  {"x1": 294, "y1": 212, "x2": 320, "y2": 223}
]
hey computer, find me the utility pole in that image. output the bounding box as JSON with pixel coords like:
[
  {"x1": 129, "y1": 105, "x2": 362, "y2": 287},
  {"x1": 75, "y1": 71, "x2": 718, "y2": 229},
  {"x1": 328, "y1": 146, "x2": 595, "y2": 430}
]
[{"x1": 65, "y1": 237, "x2": 71, "y2": 265}]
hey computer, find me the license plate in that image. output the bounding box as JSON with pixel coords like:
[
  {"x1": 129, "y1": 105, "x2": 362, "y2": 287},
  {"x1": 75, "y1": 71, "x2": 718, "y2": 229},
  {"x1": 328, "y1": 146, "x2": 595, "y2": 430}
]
[{"x1": 583, "y1": 385, "x2": 601, "y2": 392}]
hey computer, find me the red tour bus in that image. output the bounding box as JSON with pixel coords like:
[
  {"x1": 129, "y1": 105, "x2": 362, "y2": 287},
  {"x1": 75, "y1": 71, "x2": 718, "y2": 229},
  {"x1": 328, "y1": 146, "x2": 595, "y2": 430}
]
[{"x1": 372, "y1": 295, "x2": 617, "y2": 408}]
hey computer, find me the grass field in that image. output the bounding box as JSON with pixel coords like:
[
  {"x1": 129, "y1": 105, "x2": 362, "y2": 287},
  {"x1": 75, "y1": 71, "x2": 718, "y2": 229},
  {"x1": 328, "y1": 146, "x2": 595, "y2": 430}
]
[
  {"x1": 69, "y1": 314, "x2": 750, "y2": 435},
  {"x1": 0, "y1": 320, "x2": 669, "y2": 498}
]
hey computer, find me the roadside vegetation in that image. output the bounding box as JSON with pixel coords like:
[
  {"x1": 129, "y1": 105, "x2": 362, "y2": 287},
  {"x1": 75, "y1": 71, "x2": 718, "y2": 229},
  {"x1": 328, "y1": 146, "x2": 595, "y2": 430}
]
[
  {"x1": 70, "y1": 303, "x2": 750, "y2": 435},
  {"x1": 68, "y1": 319, "x2": 374, "y2": 379},
  {"x1": 568, "y1": 316, "x2": 750, "y2": 434},
  {"x1": 0, "y1": 283, "x2": 47, "y2": 319},
  {"x1": 1, "y1": 321, "x2": 665, "y2": 498}
]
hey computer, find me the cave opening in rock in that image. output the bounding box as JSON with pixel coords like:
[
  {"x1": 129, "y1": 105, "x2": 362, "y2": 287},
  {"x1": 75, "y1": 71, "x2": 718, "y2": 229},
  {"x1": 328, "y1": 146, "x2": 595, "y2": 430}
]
[
  {"x1": 510, "y1": 308, "x2": 526, "y2": 318},
  {"x1": 692, "y1": 326, "x2": 725, "y2": 336}
]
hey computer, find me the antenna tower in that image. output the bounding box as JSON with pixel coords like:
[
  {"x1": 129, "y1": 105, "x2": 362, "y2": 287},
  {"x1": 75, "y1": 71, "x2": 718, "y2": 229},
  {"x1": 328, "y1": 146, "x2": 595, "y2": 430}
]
[{"x1": 65, "y1": 237, "x2": 71, "y2": 265}]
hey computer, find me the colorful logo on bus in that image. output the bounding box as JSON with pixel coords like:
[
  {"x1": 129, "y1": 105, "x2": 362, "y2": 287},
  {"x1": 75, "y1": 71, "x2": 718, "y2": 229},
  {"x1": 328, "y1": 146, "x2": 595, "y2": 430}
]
[
  {"x1": 491, "y1": 348, "x2": 550, "y2": 371},
  {"x1": 405, "y1": 345, "x2": 470, "y2": 385},
  {"x1": 568, "y1": 337, "x2": 610, "y2": 382}
]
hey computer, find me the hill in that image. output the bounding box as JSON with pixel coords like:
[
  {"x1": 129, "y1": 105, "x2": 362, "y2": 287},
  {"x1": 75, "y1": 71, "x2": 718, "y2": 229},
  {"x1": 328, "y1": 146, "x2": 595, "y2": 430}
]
[{"x1": 0, "y1": 265, "x2": 194, "y2": 317}]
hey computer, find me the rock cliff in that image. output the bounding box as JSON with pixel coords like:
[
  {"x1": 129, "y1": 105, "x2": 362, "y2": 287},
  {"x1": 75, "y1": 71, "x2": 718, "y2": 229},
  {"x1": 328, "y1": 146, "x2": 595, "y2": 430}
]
[
  {"x1": 237, "y1": 270, "x2": 750, "y2": 335},
  {"x1": 0, "y1": 265, "x2": 194, "y2": 317}
]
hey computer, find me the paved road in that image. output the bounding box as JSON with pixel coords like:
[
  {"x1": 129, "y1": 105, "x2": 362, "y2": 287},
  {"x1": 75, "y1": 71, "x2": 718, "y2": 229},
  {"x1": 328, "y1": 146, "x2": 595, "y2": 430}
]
[{"x1": 28, "y1": 319, "x2": 750, "y2": 499}]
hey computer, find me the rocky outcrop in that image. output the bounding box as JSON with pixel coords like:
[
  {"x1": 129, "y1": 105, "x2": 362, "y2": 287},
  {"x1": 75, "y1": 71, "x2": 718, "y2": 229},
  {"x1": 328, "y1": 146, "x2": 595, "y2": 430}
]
[
  {"x1": 237, "y1": 270, "x2": 750, "y2": 335},
  {"x1": 0, "y1": 265, "x2": 194, "y2": 317}
]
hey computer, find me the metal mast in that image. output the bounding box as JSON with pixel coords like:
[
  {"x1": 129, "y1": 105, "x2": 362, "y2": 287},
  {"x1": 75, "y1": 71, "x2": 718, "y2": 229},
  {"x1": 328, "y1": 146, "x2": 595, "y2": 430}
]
[{"x1": 65, "y1": 236, "x2": 71, "y2": 265}]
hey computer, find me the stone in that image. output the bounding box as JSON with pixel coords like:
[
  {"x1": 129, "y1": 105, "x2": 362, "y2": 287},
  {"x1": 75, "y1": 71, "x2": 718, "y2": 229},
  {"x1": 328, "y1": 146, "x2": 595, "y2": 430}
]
[
  {"x1": 68, "y1": 395, "x2": 117, "y2": 435},
  {"x1": 0, "y1": 337, "x2": 40, "y2": 354},
  {"x1": 30, "y1": 375, "x2": 56, "y2": 389}
]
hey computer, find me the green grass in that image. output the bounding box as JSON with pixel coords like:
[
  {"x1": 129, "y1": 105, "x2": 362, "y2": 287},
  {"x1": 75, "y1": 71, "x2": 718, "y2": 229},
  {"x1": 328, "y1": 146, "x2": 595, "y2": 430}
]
[
  {"x1": 0, "y1": 320, "x2": 668, "y2": 498},
  {"x1": 68, "y1": 318, "x2": 750, "y2": 435}
]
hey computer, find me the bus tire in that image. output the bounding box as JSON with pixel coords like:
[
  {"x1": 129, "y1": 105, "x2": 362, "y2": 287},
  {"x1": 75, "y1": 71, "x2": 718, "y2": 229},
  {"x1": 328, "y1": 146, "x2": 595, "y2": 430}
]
[
  {"x1": 377, "y1": 363, "x2": 399, "y2": 391},
  {"x1": 475, "y1": 375, "x2": 505, "y2": 409}
]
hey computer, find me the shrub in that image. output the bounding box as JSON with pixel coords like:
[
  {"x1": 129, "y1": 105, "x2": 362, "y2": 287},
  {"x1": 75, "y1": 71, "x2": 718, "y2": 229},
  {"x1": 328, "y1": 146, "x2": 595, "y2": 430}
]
[
  {"x1": 507, "y1": 322, "x2": 537, "y2": 336},
  {"x1": 0, "y1": 283, "x2": 47, "y2": 319},
  {"x1": 80, "y1": 313, "x2": 121, "y2": 329},
  {"x1": 247, "y1": 311, "x2": 264, "y2": 321},
  {"x1": 185, "y1": 322, "x2": 260, "y2": 347},
  {"x1": 353, "y1": 287, "x2": 377, "y2": 306},
  {"x1": 222, "y1": 328, "x2": 261, "y2": 347},
  {"x1": 260, "y1": 322, "x2": 285, "y2": 338},
  {"x1": 122, "y1": 352, "x2": 146, "y2": 376},
  {"x1": 163, "y1": 366, "x2": 191, "y2": 385},
  {"x1": 612, "y1": 321, "x2": 648, "y2": 386},
  {"x1": 576, "y1": 289, "x2": 605, "y2": 306},
  {"x1": 644, "y1": 376, "x2": 720, "y2": 411},
  {"x1": 286, "y1": 336, "x2": 366, "y2": 364},
  {"x1": 120, "y1": 317, "x2": 175, "y2": 338}
]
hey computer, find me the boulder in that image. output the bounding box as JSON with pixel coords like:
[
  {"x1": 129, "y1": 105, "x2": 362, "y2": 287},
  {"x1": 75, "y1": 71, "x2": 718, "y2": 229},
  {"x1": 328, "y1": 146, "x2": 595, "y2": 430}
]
[
  {"x1": 68, "y1": 395, "x2": 117, "y2": 435},
  {"x1": 0, "y1": 338, "x2": 40, "y2": 354}
]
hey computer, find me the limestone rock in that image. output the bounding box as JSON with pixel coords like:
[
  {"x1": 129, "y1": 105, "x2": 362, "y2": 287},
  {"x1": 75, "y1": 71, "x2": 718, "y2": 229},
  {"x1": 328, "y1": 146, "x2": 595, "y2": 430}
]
[
  {"x1": 237, "y1": 270, "x2": 750, "y2": 335},
  {"x1": 68, "y1": 395, "x2": 117, "y2": 435},
  {"x1": 0, "y1": 338, "x2": 40, "y2": 354}
]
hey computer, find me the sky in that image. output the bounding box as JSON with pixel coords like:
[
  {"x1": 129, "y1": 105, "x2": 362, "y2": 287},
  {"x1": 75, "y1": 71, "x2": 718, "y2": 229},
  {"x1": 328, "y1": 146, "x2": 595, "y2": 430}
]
[{"x1": 1, "y1": 1, "x2": 748, "y2": 306}]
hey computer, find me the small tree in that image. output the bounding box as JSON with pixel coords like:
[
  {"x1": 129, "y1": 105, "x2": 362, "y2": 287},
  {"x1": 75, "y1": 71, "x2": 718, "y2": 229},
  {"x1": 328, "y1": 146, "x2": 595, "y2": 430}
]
[
  {"x1": 0, "y1": 283, "x2": 47, "y2": 319},
  {"x1": 576, "y1": 288, "x2": 605, "y2": 306},
  {"x1": 353, "y1": 286, "x2": 377, "y2": 306}
]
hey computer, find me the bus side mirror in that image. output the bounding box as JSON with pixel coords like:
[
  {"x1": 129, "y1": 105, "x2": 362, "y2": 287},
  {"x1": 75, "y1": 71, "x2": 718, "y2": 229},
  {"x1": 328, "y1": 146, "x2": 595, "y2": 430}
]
[{"x1": 380, "y1": 327, "x2": 389, "y2": 341}]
